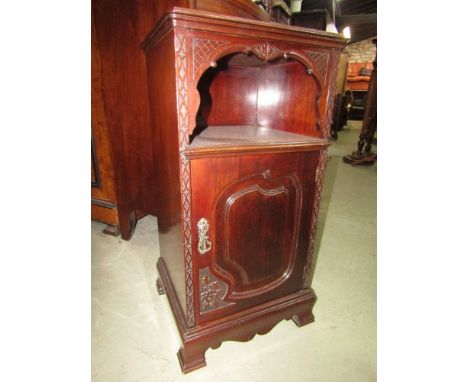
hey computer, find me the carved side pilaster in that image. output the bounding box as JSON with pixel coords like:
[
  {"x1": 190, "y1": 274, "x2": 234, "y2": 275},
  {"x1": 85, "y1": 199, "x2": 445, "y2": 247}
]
[
  {"x1": 303, "y1": 149, "x2": 328, "y2": 288},
  {"x1": 175, "y1": 31, "x2": 195, "y2": 327},
  {"x1": 323, "y1": 50, "x2": 341, "y2": 140},
  {"x1": 199, "y1": 267, "x2": 231, "y2": 313}
]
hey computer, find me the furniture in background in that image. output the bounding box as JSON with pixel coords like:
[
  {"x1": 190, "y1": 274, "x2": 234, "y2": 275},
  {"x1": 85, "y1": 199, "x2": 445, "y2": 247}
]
[
  {"x1": 344, "y1": 39, "x2": 377, "y2": 165},
  {"x1": 91, "y1": 19, "x2": 120, "y2": 236},
  {"x1": 91, "y1": 2, "x2": 159, "y2": 239},
  {"x1": 344, "y1": 63, "x2": 373, "y2": 121},
  {"x1": 91, "y1": 0, "x2": 272, "y2": 239},
  {"x1": 291, "y1": 0, "x2": 335, "y2": 30},
  {"x1": 292, "y1": 9, "x2": 329, "y2": 29},
  {"x1": 346, "y1": 89, "x2": 368, "y2": 120},
  {"x1": 346, "y1": 61, "x2": 373, "y2": 91},
  {"x1": 253, "y1": 0, "x2": 295, "y2": 24},
  {"x1": 271, "y1": 0, "x2": 293, "y2": 24},
  {"x1": 143, "y1": 6, "x2": 345, "y2": 373},
  {"x1": 331, "y1": 52, "x2": 349, "y2": 139},
  {"x1": 331, "y1": 91, "x2": 350, "y2": 139}
]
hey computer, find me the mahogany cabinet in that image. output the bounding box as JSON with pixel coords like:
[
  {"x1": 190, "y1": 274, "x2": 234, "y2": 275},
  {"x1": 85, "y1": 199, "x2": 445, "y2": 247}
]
[{"x1": 143, "y1": 7, "x2": 345, "y2": 373}]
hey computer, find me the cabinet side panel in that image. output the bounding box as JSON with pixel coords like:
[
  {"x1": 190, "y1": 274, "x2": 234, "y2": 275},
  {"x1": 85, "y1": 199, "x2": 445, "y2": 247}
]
[{"x1": 146, "y1": 31, "x2": 186, "y2": 316}]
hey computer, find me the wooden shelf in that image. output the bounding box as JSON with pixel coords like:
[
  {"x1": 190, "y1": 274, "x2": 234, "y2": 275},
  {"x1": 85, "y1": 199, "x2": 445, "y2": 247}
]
[{"x1": 185, "y1": 125, "x2": 329, "y2": 157}]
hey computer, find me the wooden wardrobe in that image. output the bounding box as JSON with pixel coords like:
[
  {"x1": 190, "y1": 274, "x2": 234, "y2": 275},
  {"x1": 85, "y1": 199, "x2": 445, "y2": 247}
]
[{"x1": 91, "y1": 1, "x2": 273, "y2": 239}]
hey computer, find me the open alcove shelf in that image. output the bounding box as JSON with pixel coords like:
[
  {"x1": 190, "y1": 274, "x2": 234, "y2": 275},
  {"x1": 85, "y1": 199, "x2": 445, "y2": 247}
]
[
  {"x1": 143, "y1": 7, "x2": 346, "y2": 373},
  {"x1": 187, "y1": 51, "x2": 330, "y2": 156}
]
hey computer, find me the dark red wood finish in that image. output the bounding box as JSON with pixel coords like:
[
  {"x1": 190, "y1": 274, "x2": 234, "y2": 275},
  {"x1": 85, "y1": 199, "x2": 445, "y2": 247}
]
[
  {"x1": 92, "y1": 0, "x2": 160, "y2": 239},
  {"x1": 197, "y1": 57, "x2": 322, "y2": 136},
  {"x1": 91, "y1": 0, "x2": 271, "y2": 239},
  {"x1": 190, "y1": 151, "x2": 320, "y2": 324},
  {"x1": 143, "y1": 7, "x2": 346, "y2": 373},
  {"x1": 91, "y1": 15, "x2": 120, "y2": 233},
  {"x1": 192, "y1": 0, "x2": 271, "y2": 21}
]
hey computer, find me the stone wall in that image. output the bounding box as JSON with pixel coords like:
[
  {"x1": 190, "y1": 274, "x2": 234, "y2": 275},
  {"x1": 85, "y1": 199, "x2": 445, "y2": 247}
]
[{"x1": 345, "y1": 37, "x2": 376, "y2": 63}]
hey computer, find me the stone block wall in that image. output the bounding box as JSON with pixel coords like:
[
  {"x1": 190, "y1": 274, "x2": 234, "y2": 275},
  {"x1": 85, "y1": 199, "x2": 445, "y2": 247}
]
[{"x1": 345, "y1": 37, "x2": 377, "y2": 63}]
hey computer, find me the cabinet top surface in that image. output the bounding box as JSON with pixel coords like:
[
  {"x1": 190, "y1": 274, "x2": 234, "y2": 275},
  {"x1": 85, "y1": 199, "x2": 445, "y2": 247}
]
[
  {"x1": 173, "y1": 7, "x2": 345, "y2": 38},
  {"x1": 142, "y1": 7, "x2": 347, "y2": 51}
]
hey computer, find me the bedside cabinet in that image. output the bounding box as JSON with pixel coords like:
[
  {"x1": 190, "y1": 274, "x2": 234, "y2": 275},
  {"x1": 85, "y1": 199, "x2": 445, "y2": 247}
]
[{"x1": 143, "y1": 7, "x2": 345, "y2": 373}]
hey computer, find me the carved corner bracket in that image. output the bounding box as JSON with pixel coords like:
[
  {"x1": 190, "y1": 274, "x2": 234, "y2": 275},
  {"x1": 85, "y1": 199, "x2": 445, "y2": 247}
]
[
  {"x1": 199, "y1": 267, "x2": 232, "y2": 314},
  {"x1": 192, "y1": 38, "x2": 232, "y2": 80},
  {"x1": 304, "y1": 51, "x2": 330, "y2": 83}
]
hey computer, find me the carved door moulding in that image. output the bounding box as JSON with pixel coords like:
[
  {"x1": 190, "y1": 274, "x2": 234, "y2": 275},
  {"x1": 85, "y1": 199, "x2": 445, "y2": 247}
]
[{"x1": 212, "y1": 170, "x2": 303, "y2": 300}]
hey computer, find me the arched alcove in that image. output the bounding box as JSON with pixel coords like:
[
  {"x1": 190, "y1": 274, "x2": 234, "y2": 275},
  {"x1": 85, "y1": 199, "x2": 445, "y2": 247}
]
[{"x1": 189, "y1": 51, "x2": 324, "y2": 146}]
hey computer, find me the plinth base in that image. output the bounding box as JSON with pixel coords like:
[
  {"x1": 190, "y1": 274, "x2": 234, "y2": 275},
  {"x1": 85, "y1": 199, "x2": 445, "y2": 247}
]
[{"x1": 156, "y1": 257, "x2": 316, "y2": 374}]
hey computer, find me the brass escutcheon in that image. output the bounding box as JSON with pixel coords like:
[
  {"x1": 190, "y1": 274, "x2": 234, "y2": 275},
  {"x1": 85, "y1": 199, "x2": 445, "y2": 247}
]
[{"x1": 197, "y1": 218, "x2": 212, "y2": 255}]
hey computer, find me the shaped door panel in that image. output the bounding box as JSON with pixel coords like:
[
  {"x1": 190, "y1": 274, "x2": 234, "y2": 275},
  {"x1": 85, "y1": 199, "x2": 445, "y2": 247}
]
[
  {"x1": 215, "y1": 170, "x2": 302, "y2": 298},
  {"x1": 190, "y1": 151, "x2": 319, "y2": 322}
]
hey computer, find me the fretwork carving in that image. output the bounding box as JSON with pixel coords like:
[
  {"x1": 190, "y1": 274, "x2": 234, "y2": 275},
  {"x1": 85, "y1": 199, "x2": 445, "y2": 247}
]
[{"x1": 175, "y1": 31, "x2": 195, "y2": 327}]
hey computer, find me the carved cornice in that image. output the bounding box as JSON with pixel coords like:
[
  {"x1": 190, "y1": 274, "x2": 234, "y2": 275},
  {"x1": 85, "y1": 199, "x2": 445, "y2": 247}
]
[{"x1": 141, "y1": 8, "x2": 346, "y2": 56}]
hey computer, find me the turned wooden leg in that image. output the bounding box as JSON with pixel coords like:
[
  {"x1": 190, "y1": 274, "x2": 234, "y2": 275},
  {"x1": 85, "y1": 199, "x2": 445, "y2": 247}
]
[
  {"x1": 177, "y1": 344, "x2": 207, "y2": 374},
  {"x1": 156, "y1": 278, "x2": 166, "y2": 295},
  {"x1": 292, "y1": 309, "x2": 315, "y2": 327},
  {"x1": 119, "y1": 209, "x2": 137, "y2": 241}
]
